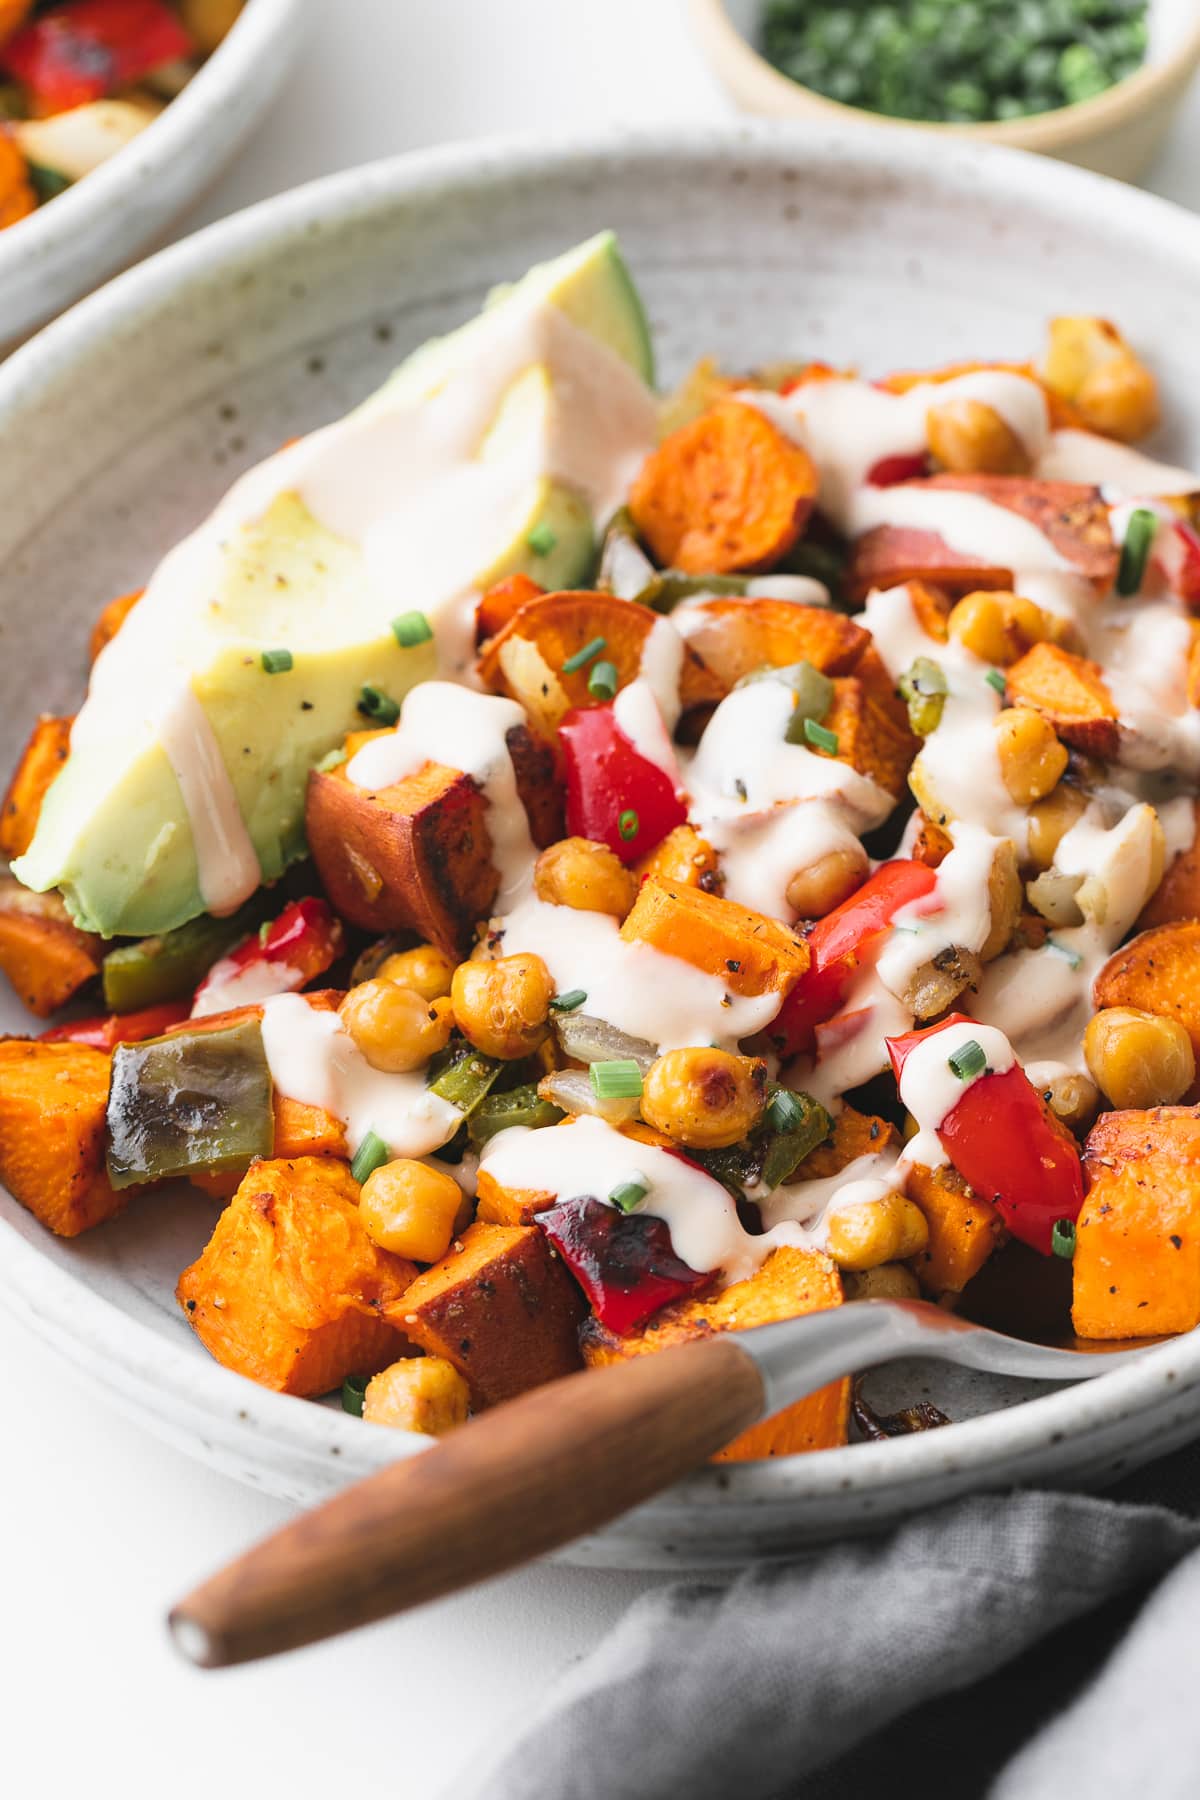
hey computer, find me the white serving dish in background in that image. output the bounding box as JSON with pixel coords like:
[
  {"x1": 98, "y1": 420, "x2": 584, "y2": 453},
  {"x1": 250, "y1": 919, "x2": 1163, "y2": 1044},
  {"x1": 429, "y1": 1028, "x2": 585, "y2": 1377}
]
[
  {"x1": 2, "y1": 127, "x2": 1200, "y2": 1563},
  {"x1": 0, "y1": 0, "x2": 303, "y2": 344}
]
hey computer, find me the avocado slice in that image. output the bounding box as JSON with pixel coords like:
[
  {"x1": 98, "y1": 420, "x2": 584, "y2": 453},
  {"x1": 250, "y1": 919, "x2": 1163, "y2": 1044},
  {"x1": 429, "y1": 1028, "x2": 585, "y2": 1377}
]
[{"x1": 15, "y1": 233, "x2": 655, "y2": 939}]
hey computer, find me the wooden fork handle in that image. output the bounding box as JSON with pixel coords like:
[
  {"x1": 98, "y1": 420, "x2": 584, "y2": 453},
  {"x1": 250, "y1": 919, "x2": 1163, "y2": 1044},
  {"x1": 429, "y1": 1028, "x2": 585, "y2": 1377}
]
[{"x1": 170, "y1": 1336, "x2": 765, "y2": 1667}]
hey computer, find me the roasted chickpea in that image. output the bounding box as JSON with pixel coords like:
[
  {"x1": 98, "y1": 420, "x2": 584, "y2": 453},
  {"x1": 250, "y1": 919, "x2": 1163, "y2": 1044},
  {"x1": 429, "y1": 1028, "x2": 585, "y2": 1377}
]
[
  {"x1": 785, "y1": 844, "x2": 868, "y2": 919},
  {"x1": 636, "y1": 824, "x2": 720, "y2": 892},
  {"x1": 534, "y1": 836, "x2": 638, "y2": 919},
  {"x1": 340, "y1": 981, "x2": 453, "y2": 1073},
  {"x1": 995, "y1": 707, "x2": 1069, "y2": 804},
  {"x1": 981, "y1": 839, "x2": 1023, "y2": 962},
  {"x1": 359, "y1": 1158, "x2": 463, "y2": 1262},
  {"x1": 1042, "y1": 1071, "x2": 1101, "y2": 1134},
  {"x1": 451, "y1": 952, "x2": 554, "y2": 1059},
  {"x1": 926, "y1": 399, "x2": 1031, "y2": 475},
  {"x1": 1076, "y1": 353, "x2": 1160, "y2": 444},
  {"x1": 362, "y1": 1355, "x2": 470, "y2": 1435},
  {"x1": 948, "y1": 590, "x2": 1069, "y2": 666},
  {"x1": 641, "y1": 1048, "x2": 767, "y2": 1149},
  {"x1": 376, "y1": 942, "x2": 456, "y2": 1002},
  {"x1": 826, "y1": 1194, "x2": 929, "y2": 1271},
  {"x1": 1084, "y1": 1007, "x2": 1196, "y2": 1111},
  {"x1": 842, "y1": 1263, "x2": 921, "y2": 1302},
  {"x1": 1027, "y1": 782, "x2": 1089, "y2": 872}
]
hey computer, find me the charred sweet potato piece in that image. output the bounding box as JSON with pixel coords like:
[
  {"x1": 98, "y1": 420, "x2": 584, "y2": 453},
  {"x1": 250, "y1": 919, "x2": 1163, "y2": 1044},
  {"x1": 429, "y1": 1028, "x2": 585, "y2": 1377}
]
[
  {"x1": 0, "y1": 127, "x2": 34, "y2": 230},
  {"x1": 478, "y1": 590, "x2": 722, "y2": 724},
  {"x1": 0, "y1": 714, "x2": 73, "y2": 860},
  {"x1": 474, "y1": 1165, "x2": 552, "y2": 1228},
  {"x1": 187, "y1": 1095, "x2": 349, "y2": 1203},
  {"x1": 1005, "y1": 641, "x2": 1119, "y2": 758},
  {"x1": 851, "y1": 643, "x2": 912, "y2": 736},
  {"x1": 177, "y1": 1157, "x2": 417, "y2": 1395},
  {"x1": 629, "y1": 399, "x2": 819, "y2": 575},
  {"x1": 475, "y1": 574, "x2": 545, "y2": 646},
  {"x1": 620, "y1": 877, "x2": 808, "y2": 998},
  {"x1": 389, "y1": 1221, "x2": 584, "y2": 1407},
  {"x1": 581, "y1": 1244, "x2": 849, "y2": 1460},
  {"x1": 1073, "y1": 1139, "x2": 1200, "y2": 1340},
  {"x1": 88, "y1": 588, "x2": 143, "y2": 664},
  {"x1": 904, "y1": 1162, "x2": 1004, "y2": 1297},
  {"x1": 906, "y1": 579, "x2": 954, "y2": 643},
  {"x1": 0, "y1": 1038, "x2": 126, "y2": 1236},
  {"x1": 1094, "y1": 923, "x2": 1200, "y2": 1062},
  {"x1": 845, "y1": 525, "x2": 1012, "y2": 606},
  {"x1": 674, "y1": 598, "x2": 868, "y2": 692},
  {"x1": 634, "y1": 823, "x2": 719, "y2": 892},
  {"x1": 823, "y1": 676, "x2": 919, "y2": 797},
  {"x1": 912, "y1": 810, "x2": 953, "y2": 868},
  {"x1": 0, "y1": 879, "x2": 102, "y2": 1018},
  {"x1": 1084, "y1": 1105, "x2": 1200, "y2": 1176},
  {"x1": 791, "y1": 1105, "x2": 899, "y2": 1182},
  {"x1": 1139, "y1": 803, "x2": 1200, "y2": 929},
  {"x1": 503, "y1": 720, "x2": 564, "y2": 849}
]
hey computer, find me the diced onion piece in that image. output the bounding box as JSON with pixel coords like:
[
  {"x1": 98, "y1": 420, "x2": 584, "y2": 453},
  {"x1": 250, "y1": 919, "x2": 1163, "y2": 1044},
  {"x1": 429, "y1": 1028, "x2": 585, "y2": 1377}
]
[
  {"x1": 553, "y1": 1012, "x2": 656, "y2": 1072},
  {"x1": 537, "y1": 1068, "x2": 640, "y2": 1125}
]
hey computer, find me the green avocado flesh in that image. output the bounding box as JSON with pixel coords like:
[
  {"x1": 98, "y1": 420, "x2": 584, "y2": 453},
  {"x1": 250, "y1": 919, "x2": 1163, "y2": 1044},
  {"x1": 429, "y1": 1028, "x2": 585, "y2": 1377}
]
[{"x1": 14, "y1": 231, "x2": 653, "y2": 938}]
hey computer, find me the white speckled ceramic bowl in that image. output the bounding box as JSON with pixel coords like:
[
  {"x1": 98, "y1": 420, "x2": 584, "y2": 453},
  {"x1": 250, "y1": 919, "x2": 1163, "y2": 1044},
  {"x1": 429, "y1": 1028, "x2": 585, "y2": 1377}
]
[
  {"x1": 0, "y1": 0, "x2": 304, "y2": 345},
  {"x1": 3, "y1": 128, "x2": 1200, "y2": 1564}
]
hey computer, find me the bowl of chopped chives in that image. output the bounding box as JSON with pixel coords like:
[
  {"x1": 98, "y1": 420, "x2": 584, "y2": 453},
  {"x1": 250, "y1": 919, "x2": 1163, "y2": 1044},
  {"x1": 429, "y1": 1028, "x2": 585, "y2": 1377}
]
[{"x1": 690, "y1": 0, "x2": 1200, "y2": 180}]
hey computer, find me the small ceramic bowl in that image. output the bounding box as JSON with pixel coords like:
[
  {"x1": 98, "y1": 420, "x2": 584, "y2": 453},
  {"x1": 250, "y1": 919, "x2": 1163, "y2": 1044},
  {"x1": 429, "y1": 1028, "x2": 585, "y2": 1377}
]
[
  {"x1": 0, "y1": 0, "x2": 304, "y2": 345},
  {"x1": 690, "y1": 0, "x2": 1200, "y2": 180}
]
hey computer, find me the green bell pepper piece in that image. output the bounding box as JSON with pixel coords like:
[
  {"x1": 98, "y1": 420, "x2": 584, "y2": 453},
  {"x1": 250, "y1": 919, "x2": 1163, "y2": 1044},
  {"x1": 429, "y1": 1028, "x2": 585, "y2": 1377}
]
[
  {"x1": 106, "y1": 1018, "x2": 274, "y2": 1189},
  {"x1": 467, "y1": 1084, "x2": 565, "y2": 1149},
  {"x1": 101, "y1": 895, "x2": 272, "y2": 1013},
  {"x1": 425, "y1": 1040, "x2": 504, "y2": 1118},
  {"x1": 697, "y1": 1088, "x2": 831, "y2": 1199}
]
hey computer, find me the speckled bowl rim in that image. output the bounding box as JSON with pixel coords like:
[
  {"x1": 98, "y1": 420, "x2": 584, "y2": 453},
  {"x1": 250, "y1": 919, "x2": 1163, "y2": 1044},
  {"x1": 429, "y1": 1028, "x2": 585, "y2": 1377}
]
[
  {"x1": 3, "y1": 124, "x2": 1200, "y2": 1532},
  {"x1": 690, "y1": 0, "x2": 1200, "y2": 151},
  {"x1": 0, "y1": 0, "x2": 303, "y2": 334}
]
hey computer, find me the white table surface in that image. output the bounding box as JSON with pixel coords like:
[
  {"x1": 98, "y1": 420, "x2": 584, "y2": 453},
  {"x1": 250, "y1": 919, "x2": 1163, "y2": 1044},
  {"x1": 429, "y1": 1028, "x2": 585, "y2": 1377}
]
[{"x1": 4, "y1": 5, "x2": 1199, "y2": 1796}]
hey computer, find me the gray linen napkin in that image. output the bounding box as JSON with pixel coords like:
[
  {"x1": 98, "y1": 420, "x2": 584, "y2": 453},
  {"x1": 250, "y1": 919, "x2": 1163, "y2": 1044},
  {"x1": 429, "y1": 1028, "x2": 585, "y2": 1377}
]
[{"x1": 475, "y1": 1441, "x2": 1200, "y2": 1800}]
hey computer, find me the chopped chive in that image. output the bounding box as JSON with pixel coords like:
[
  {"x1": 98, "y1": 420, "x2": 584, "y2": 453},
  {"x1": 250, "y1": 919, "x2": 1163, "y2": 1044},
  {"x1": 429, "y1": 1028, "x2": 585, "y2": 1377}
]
[
  {"x1": 803, "y1": 717, "x2": 839, "y2": 754},
  {"x1": 392, "y1": 610, "x2": 433, "y2": 648},
  {"x1": 767, "y1": 1088, "x2": 804, "y2": 1133},
  {"x1": 1051, "y1": 1218, "x2": 1077, "y2": 1260},
  {"x1": 261, "y1": 647, "x2": 293, "y2": 674},
  {"x1": 984, "y1": 668, "x2": 1007, "y2": 696},
  {"x1": 947, "y1": 1039, "x2": 988, "y2": 1082},
  {"x1": 341, "y1": 1374, "x2": 369, "y2": 1417},
  {"x1": 618, "y1": 809, "x2": 639, "y2": 842},
  {"x1": 358, "y1": 684, "x2": 400, "y2": 727},
  {"x1": 590, "y1": 1059, "x2": 643, "y2": 1100},
  {"x1": 526, "y1": 521, "x2": 558, "y2": 556},
  {"x1": 350, "y1": 1129, "x2": 390, "y2": 1185},
  {"x1": 563, "y1": 635, "x2": 607, "y2": 674},
  {"x1": 588, "y1": 659, "x2": 619, "y2": 701},
  {"x1": 550, "y1": 988, "x2": 587, "y2": 1012},
  {"x1": 258, "y1": 920, "x2": 272, "y2": 947},
  {"x1": 1117, "y1": 507, "x2": 1158, "y2": 596},
  {"x1": 609, "y1": 1177, "x2": 648, "y2": 1214},
  {"x1": 1045, "y1": 937, "x2": 1083, "y2": 970}
]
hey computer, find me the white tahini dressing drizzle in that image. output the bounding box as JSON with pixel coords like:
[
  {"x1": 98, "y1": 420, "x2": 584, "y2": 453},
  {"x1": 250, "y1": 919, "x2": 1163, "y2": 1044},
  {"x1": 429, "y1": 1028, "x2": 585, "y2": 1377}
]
[
  {"x1": 760, "y1": 1146, "x2": 906, "y2": 1252},
  {"x1": 260, "y1": 993, "x2": 461, "y2": 1159},
  {"x1": 154, "y1": 681, "x2": 261, "y2": 916}
]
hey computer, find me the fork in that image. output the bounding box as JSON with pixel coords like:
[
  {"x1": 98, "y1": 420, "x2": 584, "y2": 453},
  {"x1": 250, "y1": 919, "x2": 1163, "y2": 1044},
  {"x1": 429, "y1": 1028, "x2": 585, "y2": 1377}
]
[{"x1": 168, "y1": 1297, "x2": 1152, "y2": 1669}]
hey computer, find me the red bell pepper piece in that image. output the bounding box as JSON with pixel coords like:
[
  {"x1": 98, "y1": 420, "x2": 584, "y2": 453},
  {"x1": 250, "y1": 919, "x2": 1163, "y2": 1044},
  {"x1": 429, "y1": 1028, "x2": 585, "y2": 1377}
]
[
  {"x1": 40, "y1": 998, "x2": 190, "y2": 1051},
  {"x1": 558, "y1": 701, "x2": 687, "y2": 867},
  {"x1": 886, "y1": 1013, "x2": 1083, "y2": 1256},
  {"x1": 191, "y1": 898, "x2": 344, "y2": 1017},
  {"x1": 1166, "y1": 519, "x2": 1200, "y2": 609},
  {"x1": 537, "y1": 1194, "x2": 707, "y2": 1334},
  {"x1": 867, "y1": 452, "x2": 930, "y2": 487},
  {"x1": 773, "y1": 858, "x2": 938, "y2": 1055},
  {"x1": 1, "y1": 0, "x2": 192, "y2": 111}
]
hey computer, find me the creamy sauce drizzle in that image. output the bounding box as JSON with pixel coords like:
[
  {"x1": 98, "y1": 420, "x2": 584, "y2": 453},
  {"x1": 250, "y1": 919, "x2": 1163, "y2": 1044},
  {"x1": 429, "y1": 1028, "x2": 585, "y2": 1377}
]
[{"x1": 154, "y1": 682, "x2": 261, "y2": 916}]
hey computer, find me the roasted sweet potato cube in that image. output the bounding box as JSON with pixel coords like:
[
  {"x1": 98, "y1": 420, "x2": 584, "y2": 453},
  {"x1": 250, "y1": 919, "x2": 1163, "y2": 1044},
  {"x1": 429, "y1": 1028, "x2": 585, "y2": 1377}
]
[
  {"x1": 1073, "y1": 1157, "x2": 1200, "y2": 1340},
  {"x1": 0, "y1": 878, "x2": 102, "y2": 1018},
  {"x1": 475, "y1": 574, "x2": 544, "y2": 645},
  {"x1": 674, "y1": 598, "x2": 868, "y2": 692},
  {"x1": 474, "y1": 1166, "x2": 552, "y2": 1228},
  {"x1": 0, "y1": 715, "x2": 73, "y2": 860},
  {"x1": 824, "y1": 676, "x2": 919, "y2": 797},
  {"x1": 581, "y1": 1244, "x2": 849, "y2": 1460},
  {"x1": 846, "y1": 525, "x2": 1013, "y2": 607},
  {"x1": 1139, "y1": 801, "x2": 1200, "y2": 929},
  {"x1": 0, "y1": 1038, "x2": 126, "y2": 1236},
  {"x1": 1085, "y1": 1104, "x2": 1200, "y2": 1174},
  {"x1": 1005, "y1": 641, "x2": 1118, "y2": 758},
  {"x1": 791, "y1": 1105, "x2": 899, "y2": 1181},
  {"x1": 904, "y1": 1162, "x2": 1004, "y2": 1297},
  {"x1": 620, "y1": 876, "x2": 809, "y2": 997},
  {"x1": 389, "y1": 1221, "x2": 584, "y2": 1407},
  {"x1": 177, "y1": 1157, "x2": 417, "y2": 1395},
  {"x1": 912, "y1": 810, "x2": 953, "y2": 868},
  {"x1": 88, "y1": 588, "x2": 143, "y2": 664},
  {"x1": 1094, "y1": 923, "x2": 1200, "y2": 1062},
  {"x1": 905, "y1": 579, "x2": 954, "y2": 643}
]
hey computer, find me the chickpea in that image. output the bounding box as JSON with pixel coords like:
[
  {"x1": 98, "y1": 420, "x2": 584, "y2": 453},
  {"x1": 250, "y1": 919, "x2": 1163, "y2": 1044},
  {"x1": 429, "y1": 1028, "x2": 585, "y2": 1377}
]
[
  {"x1": 534, "y1": 836, "x2": 638, "y2": 919},
  {"x1": 641, "y1": 1048, "x2": 767, "y2": 1149},
  {"x1": 948, "y1": 590, "x2": 1068, "y2": 667},
  {"x1": 362, "y1": 1356, "x2": 470, "y2": 1436},
  {"x1": 376, "y1": 942, "x2": 456, "y2": 1002},
  {"x1": 785, "y1": 844, "x2": 868, "y2": 919},
  {"x1": 1076, "y1": 352, "x2": 1160, "y2": 444},
  {"x1": 926, "y1": 399, "x2": 1031, "y2": 476},
  {"x1": 1084, "y1": 1007, "x2": 1196, "y2": 1111},
  {"x1": 1042, "y1": 1071, "x2": 1101, "y2": 1134},
  {"x1": 359, "y1": 1159, "x2": 463, "y2": 1262},
  {"x1": 827, "y1": 1194, "x2": 929, "y2": 1272},
  {"x1": 981, "y1": 839, "x2": 1022, "y2": 962},
  {"x1": 1027, "y1": 782, "x2": 1089, "y2": 872},
  {"x1": 842, "y1": 1263, "x2": 921, "y2": 1303},
  {"x1": 341, "y1": 981, "x2": 453, "y2": 1073},
  {"x1": 451, "y1": 952, "x2": 554, "y2": 1059},
  {"x1": 995, "y1": 707, "x2": 1069, "y2": 805},
  {"x1": 636, "y1": 824, "x2": 719, "y2": 891}
]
